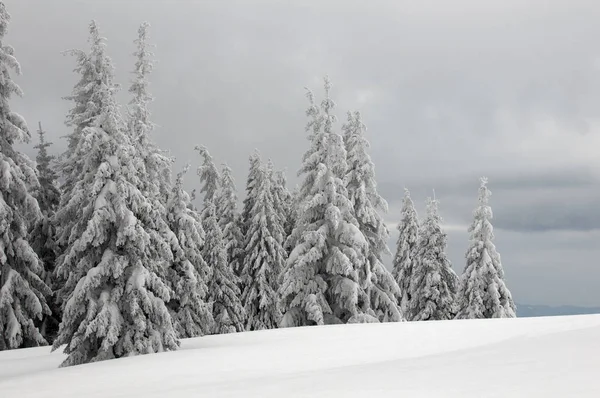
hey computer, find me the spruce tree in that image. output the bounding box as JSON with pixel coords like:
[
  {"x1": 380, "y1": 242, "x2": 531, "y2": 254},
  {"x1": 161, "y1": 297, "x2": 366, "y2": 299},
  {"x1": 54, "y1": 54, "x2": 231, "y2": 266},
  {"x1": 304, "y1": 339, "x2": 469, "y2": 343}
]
[
  {"x1": 196, "y1": 146, "x2": 245, "y2": 334},
  {"x1": 455, "y1": 178, "x2": 516, "y2": 319},
  {"x1": 128, "y1": 22, "x2": 154, "y2": 147},
  {"x1": 217, "y1": 164, "x2": 244, "y2": 278},
  {"x1": 56, "y1": 20, "x2": 117, "y2": 248},
  {"x1": 392, "y1": 188, "x2": 419, "y2": 315},
  {"x1": 125, "y1": 22, "x2": 183, "y2": 314},
  {"x1": 30, "y1": 122, "x2": 61, "y2": 342},
  {"x1": 271, "y1": 168, "x2": 294, "y2": 240},
  {"x1": 54, "y1": 22, "x2": 123, "y2": 311},
  {"x1": 165, "y1": 165, "x2": 213, "y2": 337},
  {"x1": 0, "y1": 3, "x2": 51, "y2": 350},
  {"x1": 343, "y1": 110, "x2": 402, "y2": 322},
  {"x1": 241, "y1": 150, "x2": 262, "y2": 237},
  {"x1": 283, "y1": 184, "x2": 300, "y2": 255},
  {"x1": 408, "y1": 197, "x2": 458, "y2": 321},
  {"x1": 279, "y1": 77, "x2": 375, "y2": 327},
  {"x1": 127, "y1": 22, "x2": 172, "y2": 202},
  {"x1": 242, "y1": 162, "x2": 287, "y2": 330},
  {"x1": 238, "y1": 151, "x2": 262, "y2": 296},
  {"x1": 52, "y1": 23, "x2": 178, "y2": 367},
  {"x1": 54, "y1": 21, "x2": 117, "y2": 305}
]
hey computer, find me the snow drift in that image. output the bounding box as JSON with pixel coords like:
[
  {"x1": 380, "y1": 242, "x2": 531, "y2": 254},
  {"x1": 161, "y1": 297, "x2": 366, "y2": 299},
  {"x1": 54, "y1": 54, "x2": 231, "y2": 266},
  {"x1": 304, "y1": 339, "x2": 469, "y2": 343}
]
[{"x1": 1, "y1": 314, "x2": 599, "y2": 397}]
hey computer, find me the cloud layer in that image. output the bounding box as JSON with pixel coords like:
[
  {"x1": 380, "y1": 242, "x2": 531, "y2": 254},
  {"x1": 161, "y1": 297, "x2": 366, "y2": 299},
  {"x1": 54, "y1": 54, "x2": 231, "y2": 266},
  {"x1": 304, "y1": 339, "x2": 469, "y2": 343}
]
[{"x1": 6, "y1": 0, "x2": 600, "y2": 306}]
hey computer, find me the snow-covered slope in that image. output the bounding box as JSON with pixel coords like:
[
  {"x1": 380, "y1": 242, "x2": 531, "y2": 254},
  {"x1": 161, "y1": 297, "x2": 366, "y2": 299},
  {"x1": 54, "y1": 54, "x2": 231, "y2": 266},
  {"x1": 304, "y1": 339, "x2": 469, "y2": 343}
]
[{"x1": 1, "y1": 315, "x2": 599, "y2": 397}]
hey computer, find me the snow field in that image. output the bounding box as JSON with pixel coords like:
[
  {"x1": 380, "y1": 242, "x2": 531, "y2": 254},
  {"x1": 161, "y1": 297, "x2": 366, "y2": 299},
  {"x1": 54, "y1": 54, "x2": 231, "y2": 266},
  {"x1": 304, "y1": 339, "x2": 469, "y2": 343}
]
[{"x1": 1, "y1": 314, "x2": 599, "y2": 397}]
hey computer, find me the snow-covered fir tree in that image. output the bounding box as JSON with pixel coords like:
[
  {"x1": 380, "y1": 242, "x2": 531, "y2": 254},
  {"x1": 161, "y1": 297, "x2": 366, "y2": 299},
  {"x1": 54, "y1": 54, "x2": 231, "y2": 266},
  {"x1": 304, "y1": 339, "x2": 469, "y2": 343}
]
[
  {"x1": 392, "y1": 188, "x2": 420, "y2": 315},
  {"x1": 127, "y1": 22, "x2": 172, "y2": 202},
  {"x1": 53, "y1": 22, "x2": 123, "y2": 310},
  {"x1": 52, "y1": 24, "x2": 178, "y2": 366},
  {"x1": 343, "y1": 110, "x2": 402, "y2": 322},
  {"x1": 283, "y1": 183, "x2": 300, "y2": 254},
  {"x1": 196, "y1": 146, "x2": 220, "y2": 213},
  {"x1": 279, "y1": 77, "x2": 375, "y2": 327},
  {"x1": 54, "y1": 21, "x2": 117, "y2": 305},
  {"x1": 271, "y1": 168, "x2": 294, "y2": 240},
  {"x1": 408, "y1": 197, "x2": 458, "y2": 321},
  {"x1": 239, "y1": 151, "x2": 262, "y2": 294},
  {"x1": 165, "y1": 165, "x2": 213, "y2": 337},
  {"x1": 216, "y1": 164, "x2": 244, "y2": 278},
  {"x1": 241, "y1": 150, "x2": 262, "y2": 237},
  {"x1": 196, "y1": 146, "x2": 245, "y2": 334},
  {"x1": 55, "y1": 21, "x2": 118, "y2": 252},
  {"x1": 0, "y1": 3, "x2": 51, "y2": 350},
  {"x1": 124, "y1": 21, "x2": 184, "y2": 310},
  {"x1": 128, "y1": 22, "x2": 154, "y2": 148},
  {"x1": 30, "y1": 122, "x2": 61, "y2": 342},
  {"x1": 242, "y1": 162, "x2": 287, "y2": 330},
  {"x1": 455, "y1": 178, "x2": 516, "y2": 319}
]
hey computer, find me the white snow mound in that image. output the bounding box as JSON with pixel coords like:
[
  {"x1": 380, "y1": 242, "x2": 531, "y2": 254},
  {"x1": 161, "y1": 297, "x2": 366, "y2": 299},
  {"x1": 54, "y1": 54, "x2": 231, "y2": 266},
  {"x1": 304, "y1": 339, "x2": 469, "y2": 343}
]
[{"x1": 1, "y1": 314, "x2": 599, "y2": 397}]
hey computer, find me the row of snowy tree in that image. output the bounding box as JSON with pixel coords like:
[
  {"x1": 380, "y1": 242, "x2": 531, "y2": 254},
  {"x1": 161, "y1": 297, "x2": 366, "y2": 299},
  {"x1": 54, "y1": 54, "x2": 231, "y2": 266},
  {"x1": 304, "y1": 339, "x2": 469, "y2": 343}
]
[
  {"x1": 393, "y1": 183, "x2": 516, "y2": 321},
  {"x1": 0, "y1": 1, "x2": 515, "y2": 368}
]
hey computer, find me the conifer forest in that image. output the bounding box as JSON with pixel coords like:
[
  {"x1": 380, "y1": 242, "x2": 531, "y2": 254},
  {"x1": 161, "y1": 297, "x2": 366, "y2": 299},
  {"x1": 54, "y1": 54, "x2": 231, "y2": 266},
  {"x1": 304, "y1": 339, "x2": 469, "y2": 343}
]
[{"x1": 1, "y1": 1, "x2": 522, "y2": 367}]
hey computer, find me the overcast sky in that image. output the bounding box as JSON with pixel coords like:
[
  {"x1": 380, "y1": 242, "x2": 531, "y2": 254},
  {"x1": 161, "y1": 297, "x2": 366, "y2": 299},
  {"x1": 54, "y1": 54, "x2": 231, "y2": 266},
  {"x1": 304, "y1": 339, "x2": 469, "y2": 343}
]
[{"x1": 5, "y1": 0, "x2": 600, "y2": 306}]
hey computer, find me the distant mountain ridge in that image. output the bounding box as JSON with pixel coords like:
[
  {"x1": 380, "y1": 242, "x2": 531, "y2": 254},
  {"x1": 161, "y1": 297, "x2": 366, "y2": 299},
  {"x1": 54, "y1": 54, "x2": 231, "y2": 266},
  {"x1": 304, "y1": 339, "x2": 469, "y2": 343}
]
[{"x1": 517, "y1": 303, "x2": 600, "y2": 318}]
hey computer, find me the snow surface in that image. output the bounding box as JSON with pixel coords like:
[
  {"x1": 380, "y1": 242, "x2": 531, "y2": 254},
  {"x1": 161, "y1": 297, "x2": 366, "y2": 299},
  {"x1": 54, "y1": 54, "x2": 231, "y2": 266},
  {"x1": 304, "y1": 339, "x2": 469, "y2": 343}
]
[{"x1": 1, "y1": 315, "x2": 599, "y2": 397}]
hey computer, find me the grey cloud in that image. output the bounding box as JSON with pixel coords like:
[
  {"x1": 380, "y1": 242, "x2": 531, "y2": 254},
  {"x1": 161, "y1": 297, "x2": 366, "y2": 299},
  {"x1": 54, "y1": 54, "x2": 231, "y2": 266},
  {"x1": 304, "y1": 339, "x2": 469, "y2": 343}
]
[
  {"x1": 5, "y1": 0, "x2": 600, "y2": 307},
  {"x1": 494, "y1": 198, "x2": 600, "y2": 233},
  {"x1": 378, "y1": 167, "x2": 598, "y2": 204},
  {"x1": 382, "y1": 168, "x2": 600, "y2": 234}
]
